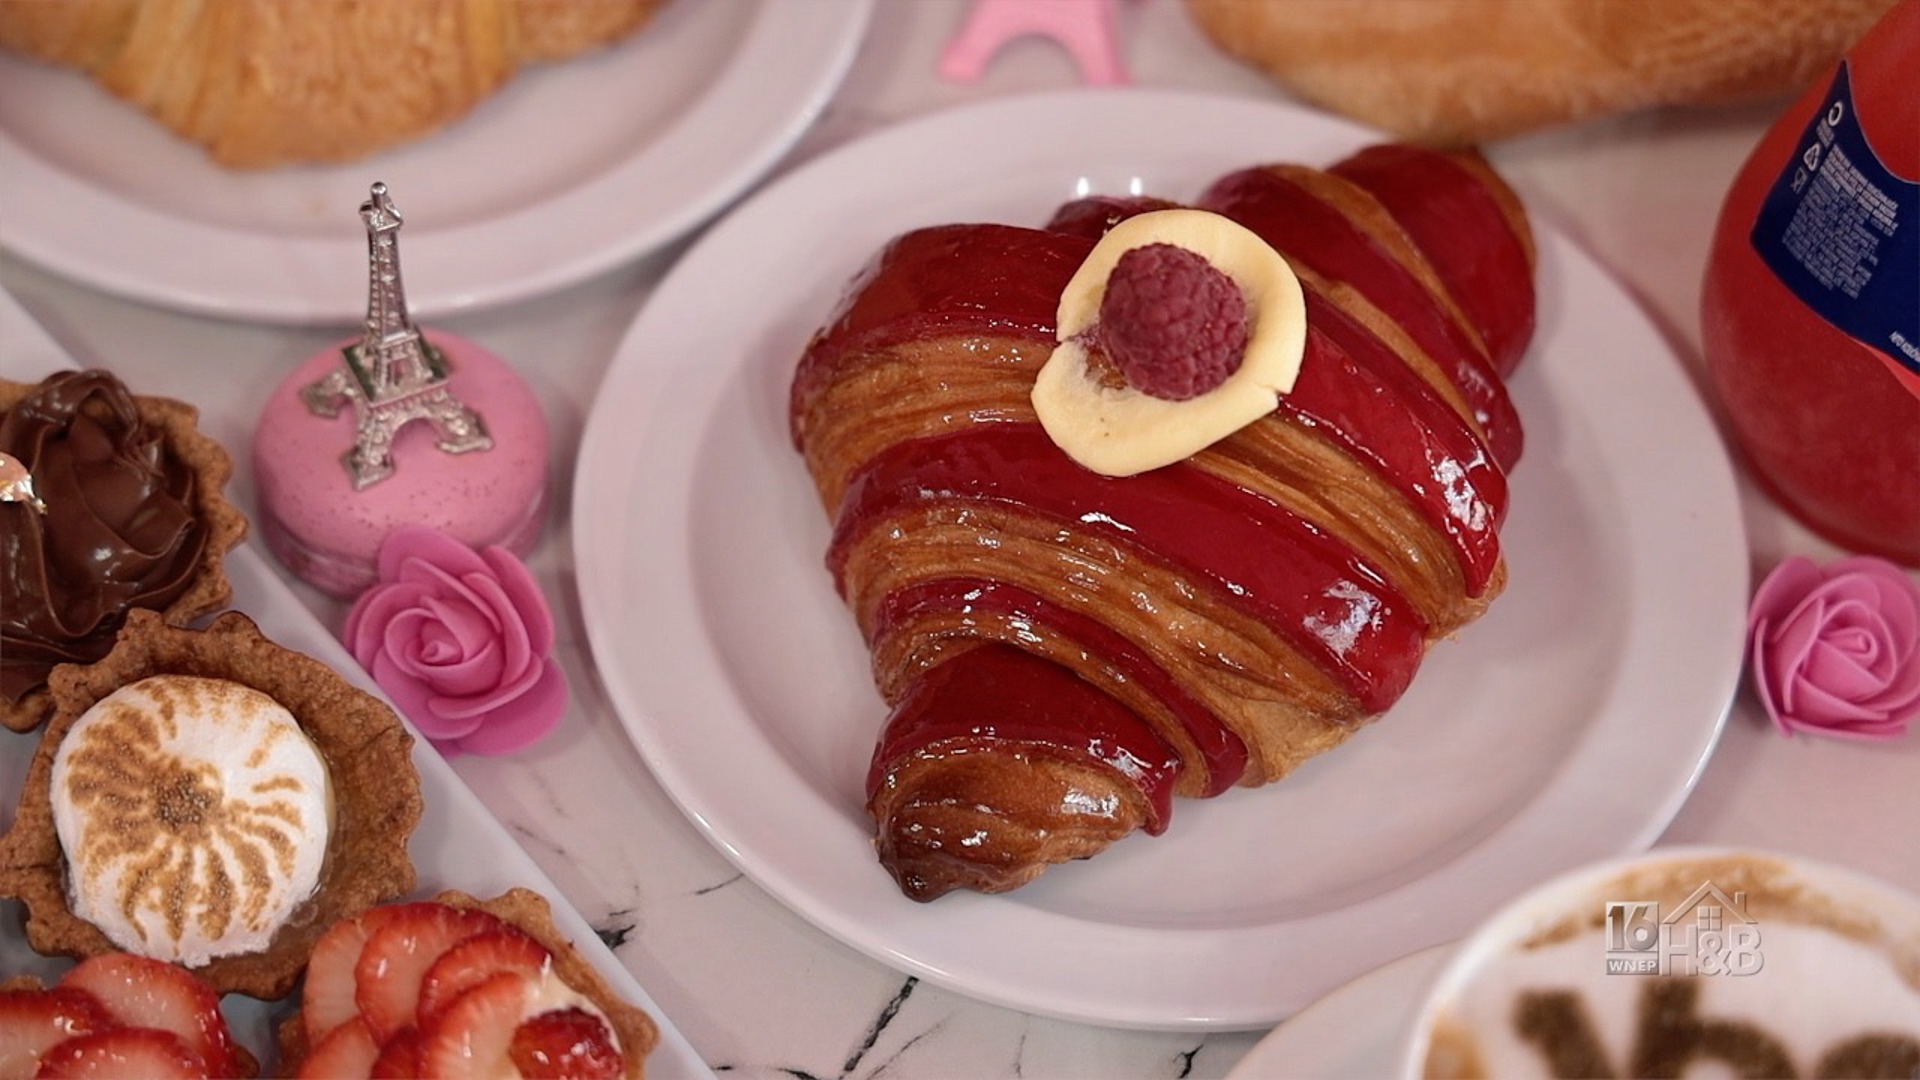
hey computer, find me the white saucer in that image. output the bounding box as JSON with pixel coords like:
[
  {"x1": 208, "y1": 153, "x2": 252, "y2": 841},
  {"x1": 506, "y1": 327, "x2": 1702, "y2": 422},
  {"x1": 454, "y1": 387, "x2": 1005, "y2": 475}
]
[{"x1": 1227, "y1": 946, "x2": 1447, "y2": 1078}]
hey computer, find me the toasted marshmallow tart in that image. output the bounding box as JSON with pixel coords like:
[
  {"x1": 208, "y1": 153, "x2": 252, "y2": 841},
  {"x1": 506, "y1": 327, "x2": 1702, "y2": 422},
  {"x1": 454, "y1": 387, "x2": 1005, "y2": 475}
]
[{"x1": 50, "y1": 674, "x2": 335, "y2": 967}]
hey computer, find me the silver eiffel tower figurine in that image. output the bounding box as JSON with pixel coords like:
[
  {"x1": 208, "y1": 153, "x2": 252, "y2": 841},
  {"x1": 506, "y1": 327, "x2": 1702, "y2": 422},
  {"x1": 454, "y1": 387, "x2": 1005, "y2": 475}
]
[{"x1": 302, "y1": 182, "x2": 492, "y2": 490}]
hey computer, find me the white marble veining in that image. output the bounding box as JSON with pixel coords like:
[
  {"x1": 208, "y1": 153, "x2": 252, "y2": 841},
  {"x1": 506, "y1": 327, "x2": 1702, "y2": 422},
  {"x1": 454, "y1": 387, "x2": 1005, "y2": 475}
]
[{"x1": 3, "y1": 2, "x2": 1916, "y2": 1077}]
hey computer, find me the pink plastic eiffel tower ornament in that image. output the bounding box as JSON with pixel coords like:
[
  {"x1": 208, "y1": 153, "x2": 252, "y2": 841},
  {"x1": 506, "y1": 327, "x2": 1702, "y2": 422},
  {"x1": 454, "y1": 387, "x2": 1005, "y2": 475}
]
[{"x1": 941, "y1": 0, "x2": 1130, "y2": 86}]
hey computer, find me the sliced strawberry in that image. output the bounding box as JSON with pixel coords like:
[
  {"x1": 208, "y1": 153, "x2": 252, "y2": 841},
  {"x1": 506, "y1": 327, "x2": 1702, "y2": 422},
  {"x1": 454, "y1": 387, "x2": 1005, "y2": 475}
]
[
  {"x1": 368, "y1": 1027, "x2": 422, "y2": 1079},
  {"x1": 417, "y1": 971, "x2": 534, "y2": 1079},
  {"x1": 31, "y1": 1028, "x2": 204, "y2": 1079},
  {"x1": 301, "y1": 903, "x2": 409, "y2": 1046},
  {"x1": 0, "y1": 988, "x2": 116, "y2": 1080},
  {"x1": 353, "y1": 903, "x2": 507, "y2": 1044},
  {"x1": 295, "y1": 1015, "x2": 378, "y2": 1080},
  {"x1": 59, "y1": 955, "x2": 241, "y2": 1078},
  {"x1": 416, "y1": 928, "x2": 553, "y2": 1030},
  {"x1": 509, "y1": 1007, "x2": 625, "y2": 1080}
]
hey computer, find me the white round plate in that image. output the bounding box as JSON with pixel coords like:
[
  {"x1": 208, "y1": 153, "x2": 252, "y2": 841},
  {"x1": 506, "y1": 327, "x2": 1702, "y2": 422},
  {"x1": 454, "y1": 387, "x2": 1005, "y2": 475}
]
[
  {"x1": 1226, "y1": 947, "x2": 1447, "y2": 1079},
  {"x1": 572, "y1": 88, "x2": 1749, "y2": 1030},
  {"x1": 0, "y1": 0, "x2": 870, "y2": 324}
]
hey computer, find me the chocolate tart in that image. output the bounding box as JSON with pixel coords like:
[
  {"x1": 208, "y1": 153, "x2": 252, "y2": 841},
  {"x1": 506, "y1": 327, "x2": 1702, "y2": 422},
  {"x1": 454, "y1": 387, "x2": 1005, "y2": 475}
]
[
  {"x1": 0, "y1": 609, "x2": 423, "y2": 1000},
  {"x1": 0, "y1": 370, "x2": 249, "y2": 732}
]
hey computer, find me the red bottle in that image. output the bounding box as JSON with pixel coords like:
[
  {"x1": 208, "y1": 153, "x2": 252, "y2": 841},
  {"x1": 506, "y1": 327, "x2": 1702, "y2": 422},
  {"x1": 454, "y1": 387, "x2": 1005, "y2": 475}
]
[{"x1": 1701, "y1": 0, "x2": 1918, "y2": 564}]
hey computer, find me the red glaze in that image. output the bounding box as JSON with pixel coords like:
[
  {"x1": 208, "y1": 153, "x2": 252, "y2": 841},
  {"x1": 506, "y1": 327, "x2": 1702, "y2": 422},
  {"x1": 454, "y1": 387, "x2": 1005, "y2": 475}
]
[
  {"x1": 1200, "y1": 167, "x2": 1524, "y2": 469},
  {"x1": 792, "y1": 224, "x2": 1092, "y2": 442},
  {"x1": 867, "y1": 642, "x2": 1185, "y2": 834},
  {"x1": 1296, "y1": 286, "x2": 1509, "y2": 595},
  {"x1": 1044, "y1": 195, "x2": 1181, "y2": 240},
  {"x1": 798, "y1": 218, "x2": 1507, "y2": 598},
  {"x1": 805, "y1": 156, "x2": 1533, "y2": 840},
  {"x1": 872, "y1": 578, "x2": 1250, "y2": 796},
  {"x1": 1331, "y1": 145, "x2": 1536, "y2": 378},
  {"x1": 830, "y1": 426, "x2": 1427, "y2": 713}
]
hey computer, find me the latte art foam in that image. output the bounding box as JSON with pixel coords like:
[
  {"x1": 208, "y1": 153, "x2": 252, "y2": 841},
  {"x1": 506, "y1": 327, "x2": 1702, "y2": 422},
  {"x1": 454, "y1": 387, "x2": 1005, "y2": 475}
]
[
  {"x1": 1411, "y1": 852, "x2": 1920, "y2": 1080},
  {"x1": 51, "y1": 675, "x2": 334, "y2": 966},
  {"x1": 1424, "y1": 926, "x2": 1920, "y2": 1078}
]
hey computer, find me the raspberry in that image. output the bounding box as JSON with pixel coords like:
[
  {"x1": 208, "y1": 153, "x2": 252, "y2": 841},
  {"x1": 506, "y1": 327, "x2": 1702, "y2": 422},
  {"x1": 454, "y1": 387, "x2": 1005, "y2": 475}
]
[{"x1": 1095, "y1": 243, "x2": 1250, "y2": 401}]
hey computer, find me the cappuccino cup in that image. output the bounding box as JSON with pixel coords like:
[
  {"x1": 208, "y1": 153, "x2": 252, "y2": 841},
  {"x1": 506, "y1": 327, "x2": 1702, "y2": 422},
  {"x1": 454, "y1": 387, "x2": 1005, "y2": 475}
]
[{"x1": 1401, "y1": 847, "x2": 1920, "y2": 1079}]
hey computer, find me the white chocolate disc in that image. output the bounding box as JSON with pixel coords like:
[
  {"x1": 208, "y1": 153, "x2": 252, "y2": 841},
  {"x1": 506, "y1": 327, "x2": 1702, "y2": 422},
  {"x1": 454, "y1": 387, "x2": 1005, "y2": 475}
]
[{"x1": 1032, "y1": 208, "x2": 1307, "y2": 477}]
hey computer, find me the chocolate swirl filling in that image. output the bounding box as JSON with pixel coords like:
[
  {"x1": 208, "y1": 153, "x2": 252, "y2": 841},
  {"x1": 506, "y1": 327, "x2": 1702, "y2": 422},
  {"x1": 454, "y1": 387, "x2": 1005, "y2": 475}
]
[{"x1": 1, "y1": 371, "x2": 208, "y2": 703}]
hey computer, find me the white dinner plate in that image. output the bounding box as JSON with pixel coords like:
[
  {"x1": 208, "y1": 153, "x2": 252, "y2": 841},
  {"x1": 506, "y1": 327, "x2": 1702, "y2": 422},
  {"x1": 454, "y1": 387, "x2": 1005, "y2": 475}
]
[
  {"x1": 0, "y1": 0, "x2": 870, "y2": 324},
  {"x1": 571, "y1": 89, "x2": 1750, "y2": 1030},
  {"x1": 0, "y1": 293, "x2": 713, "y2": 1076},
  {"x1": 1226, "y1": 946, "x2": 1447, "y2": 1079}
]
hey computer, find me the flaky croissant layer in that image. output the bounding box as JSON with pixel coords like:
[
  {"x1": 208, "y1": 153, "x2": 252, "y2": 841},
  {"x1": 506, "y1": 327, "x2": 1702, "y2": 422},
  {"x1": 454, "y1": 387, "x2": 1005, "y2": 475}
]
[
  {"x1": 0, "y1": 0, "x2": 666, "y2": 167},
  {"x1": 793, "y1": 145, "x2": 1535, "y2": 900}
]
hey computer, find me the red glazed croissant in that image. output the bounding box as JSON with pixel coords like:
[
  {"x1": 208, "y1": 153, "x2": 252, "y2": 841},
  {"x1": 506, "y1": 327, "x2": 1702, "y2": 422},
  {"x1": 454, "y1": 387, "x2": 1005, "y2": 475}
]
[{"x1": 790, "y1": 145, "x2": 1534, "y2": 901}]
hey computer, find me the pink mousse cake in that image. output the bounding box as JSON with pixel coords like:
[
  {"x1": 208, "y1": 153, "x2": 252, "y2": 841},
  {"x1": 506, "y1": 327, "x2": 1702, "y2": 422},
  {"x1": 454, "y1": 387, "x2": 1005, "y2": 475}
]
[{"x1": 254, "y1": 332, "x2": 547, "y2": 597}]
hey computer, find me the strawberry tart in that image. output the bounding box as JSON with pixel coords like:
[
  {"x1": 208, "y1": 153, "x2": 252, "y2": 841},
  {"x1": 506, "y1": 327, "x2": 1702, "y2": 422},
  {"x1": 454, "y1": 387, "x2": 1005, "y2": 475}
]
[
  {"x1": 0, "y1": 952, "x2": 253, "y2": 1078},
  {"x1": 280, "y1": 888, "x2": 658, "y2": 1079}
]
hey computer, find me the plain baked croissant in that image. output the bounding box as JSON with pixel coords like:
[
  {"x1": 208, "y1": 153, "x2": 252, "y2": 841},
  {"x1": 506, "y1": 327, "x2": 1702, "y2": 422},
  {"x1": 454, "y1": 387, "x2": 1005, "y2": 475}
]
[
  {"x1": 0, "y1": 0, "x2": 666, "y2": 167},
  {"x1": 1185, "y1": 0, "x2": 1897, "y2": 146},
  {"x1": 790, "y1": 144, "x2": 1535, "y2": 901}
]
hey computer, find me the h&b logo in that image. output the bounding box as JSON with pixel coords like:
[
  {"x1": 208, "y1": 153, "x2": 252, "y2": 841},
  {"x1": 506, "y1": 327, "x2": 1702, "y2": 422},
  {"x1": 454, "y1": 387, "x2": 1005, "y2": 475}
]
[{"x1": 1603, "y1": 882, "x2": 1764, "y2": 976}]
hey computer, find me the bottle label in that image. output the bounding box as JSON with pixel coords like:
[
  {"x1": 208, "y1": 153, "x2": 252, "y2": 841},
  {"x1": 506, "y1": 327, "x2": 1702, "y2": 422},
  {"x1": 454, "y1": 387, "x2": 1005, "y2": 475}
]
[{"x1": 1750, "y1": 60, "x2": 1920, "y2": 397}]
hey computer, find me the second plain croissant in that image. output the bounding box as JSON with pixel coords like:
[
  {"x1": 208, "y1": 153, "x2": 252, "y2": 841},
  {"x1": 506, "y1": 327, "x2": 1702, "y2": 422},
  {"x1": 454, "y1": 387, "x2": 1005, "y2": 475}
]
[
  {"x1": 792, "y1": 144, "x2": 1535, "y2": 901},
  {"x1": 1185, "y1": 0, "x2": 1897, "y2": 146},
  {"x1": 0, "y1": 0, "x2": 666, "y2": 168}
]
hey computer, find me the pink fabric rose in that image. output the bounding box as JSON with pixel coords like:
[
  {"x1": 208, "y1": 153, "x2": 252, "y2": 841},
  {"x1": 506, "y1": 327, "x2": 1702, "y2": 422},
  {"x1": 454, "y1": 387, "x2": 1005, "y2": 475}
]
[
  {"x1": 1747, "y1": 555, "x2": 1920, "y2": 741},
  {"x1": 344, "y1": 527, "x2": 567, "y2": 757}
]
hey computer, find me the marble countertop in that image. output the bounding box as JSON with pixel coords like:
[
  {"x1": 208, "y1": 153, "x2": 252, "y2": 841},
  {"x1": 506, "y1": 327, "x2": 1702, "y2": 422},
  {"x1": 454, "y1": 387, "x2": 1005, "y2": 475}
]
[{"x1": 3, "y1": 2, "x2": 1915, "y2": 1077}]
